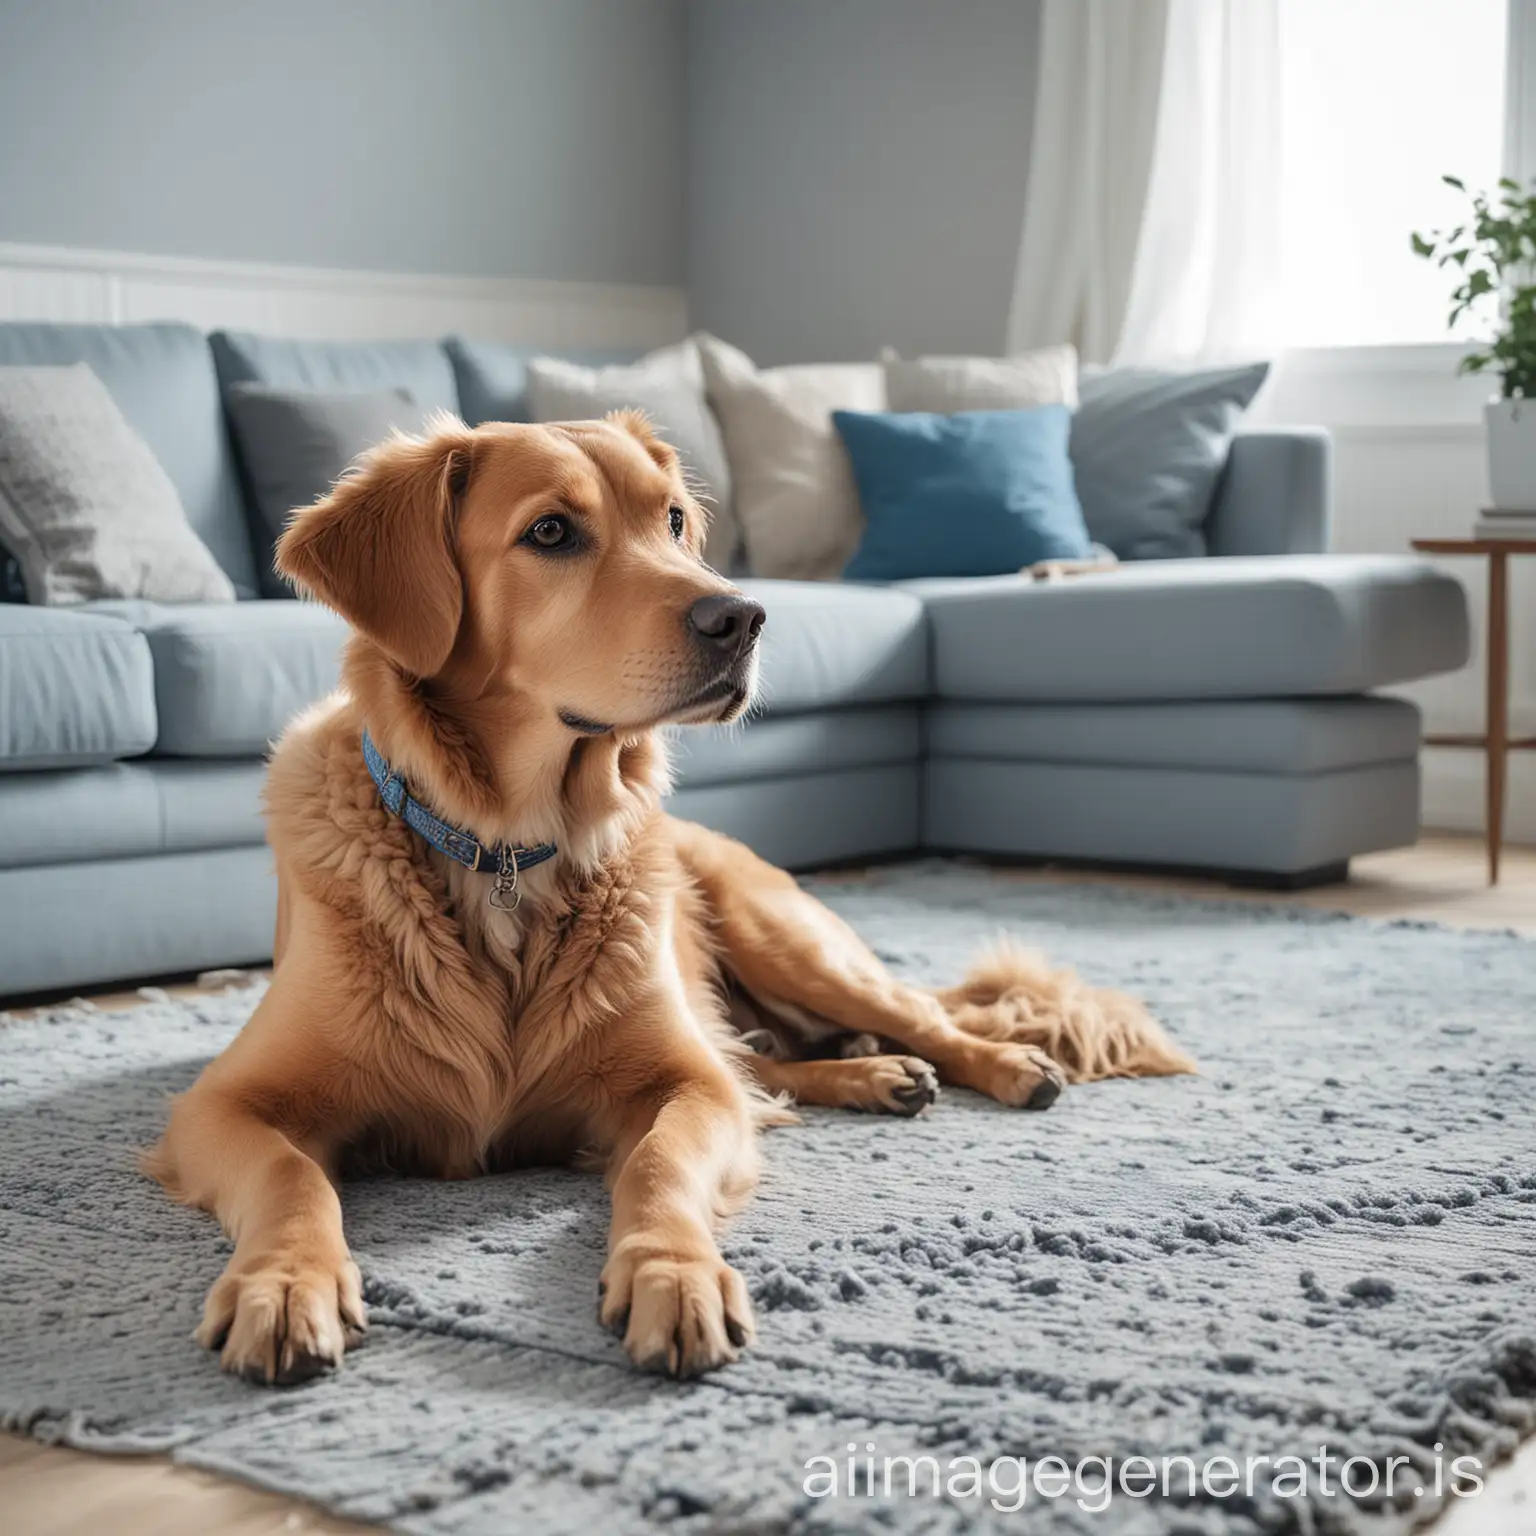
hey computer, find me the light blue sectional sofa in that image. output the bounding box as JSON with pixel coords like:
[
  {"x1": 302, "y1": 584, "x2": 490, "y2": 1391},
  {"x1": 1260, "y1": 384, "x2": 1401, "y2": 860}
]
[{"x1": 0, "y1": 322, "x2": 1470, "y2": 997}]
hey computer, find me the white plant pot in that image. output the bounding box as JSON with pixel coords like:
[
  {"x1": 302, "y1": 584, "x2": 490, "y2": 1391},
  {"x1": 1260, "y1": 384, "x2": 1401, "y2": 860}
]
[{"x1": 1484, "y1": 398, "x2": 1536, "y2": 510}]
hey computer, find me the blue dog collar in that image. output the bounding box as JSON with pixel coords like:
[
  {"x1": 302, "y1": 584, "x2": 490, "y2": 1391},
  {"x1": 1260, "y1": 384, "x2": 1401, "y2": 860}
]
[{"x1": 362, "y1": 730, "x2": 557, "y2": 909}]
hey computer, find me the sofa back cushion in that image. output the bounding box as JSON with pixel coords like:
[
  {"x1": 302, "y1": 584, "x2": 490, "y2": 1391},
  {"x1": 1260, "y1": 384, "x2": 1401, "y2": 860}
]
[
  {"x1": 445, "y1": 337, "x2": 644, "y2": 425},
  {"x1": 210, "y1": 331, "x2": 460, "y2": 415},
  {"x1": 0, "y1": 322, "x2": 258, "y2": 595}
]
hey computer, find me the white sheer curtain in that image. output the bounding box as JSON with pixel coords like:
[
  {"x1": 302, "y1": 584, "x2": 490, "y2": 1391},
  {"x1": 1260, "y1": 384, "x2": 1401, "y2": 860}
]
[
  {"x1": 1005, "y1": 0, "x2": 1169, "y2": 364},
  {"x1": 1115, "y1": 0, "x2": 1281, "y2": 365},
  {"x1": 1007, "y1": 0, "x2": 1282, "y2": 367}
]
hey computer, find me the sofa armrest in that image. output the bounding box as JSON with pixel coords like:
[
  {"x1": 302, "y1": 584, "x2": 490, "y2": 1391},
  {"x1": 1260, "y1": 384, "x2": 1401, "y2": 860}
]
[{"x1": 1205, "y1": 428, "x2": 1332, "y2": 557}]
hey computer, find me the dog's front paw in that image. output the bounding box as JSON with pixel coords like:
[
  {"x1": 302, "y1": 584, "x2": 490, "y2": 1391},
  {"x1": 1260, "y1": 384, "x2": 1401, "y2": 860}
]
[
  {"x1": 978, "y1": 1042, "x2": 1067, "y2": 1110},
  {"x1": 196, "y1": 1249, "x2": 367, "y2": 1385},
  {"x1": 599, "y1": 1239, "x2": 753, "y2": 1376}
]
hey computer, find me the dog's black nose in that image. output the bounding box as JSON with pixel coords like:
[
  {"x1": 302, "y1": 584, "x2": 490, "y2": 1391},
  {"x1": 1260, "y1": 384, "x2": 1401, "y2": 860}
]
[{"x1": 688, "y1": 593, "x2": 766, "y2": 656}]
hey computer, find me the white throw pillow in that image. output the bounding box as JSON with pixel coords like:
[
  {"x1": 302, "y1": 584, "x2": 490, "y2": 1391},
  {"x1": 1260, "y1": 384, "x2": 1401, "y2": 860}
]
[
  {"x1": 697, "y1": 334, "x2": 886, "y2": 581},
  {"x1": 0, "y1": 364, "x2": 235, "y2": 605},
  {"x1": 526, "y1": 341, "x2": 739, "y2": 572},
  {"x1": 881, "y1": 344, "x2": 1079, "y2": 414}
]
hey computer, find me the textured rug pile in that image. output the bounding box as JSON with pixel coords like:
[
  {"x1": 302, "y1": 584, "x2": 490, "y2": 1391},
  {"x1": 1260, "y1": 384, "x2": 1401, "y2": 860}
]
[{"x1": 2, "y1": 864, "x2": 1534, "y2": 1535}]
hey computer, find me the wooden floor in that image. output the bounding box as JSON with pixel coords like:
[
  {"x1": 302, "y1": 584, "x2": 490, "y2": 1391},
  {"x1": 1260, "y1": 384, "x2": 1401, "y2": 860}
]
[
  {"x1": 5, "y1": 833, "x2": 1535, "y2": 1535},
  {"x1": 987, "y1": 832, "x2": 1536, "y2": 935}
]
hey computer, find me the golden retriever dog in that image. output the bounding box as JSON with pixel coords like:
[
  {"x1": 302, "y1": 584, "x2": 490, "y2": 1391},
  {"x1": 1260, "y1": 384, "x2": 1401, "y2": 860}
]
[{"x1": 145, "y1": 412, "x2": 1193, "y2": 1386}]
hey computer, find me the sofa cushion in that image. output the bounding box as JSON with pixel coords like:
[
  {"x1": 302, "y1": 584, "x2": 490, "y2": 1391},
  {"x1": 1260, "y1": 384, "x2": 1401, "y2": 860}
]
[
  {"x1": 0, "y1": 606, "x2": 157, "y2": 771},
  {"x1": 671, "y1": 765, "x2": 920, "y2": 872},
  {"x1": 210, "y1": 332, "x2": 460, "y2": 416},
  {"x1": 0, "y1": 846, "x2": 277, "y2": 995},
  {"x1": 743, "y1": 580, "x2": 928, "y2": 712},
  {"x1": 0, "y1": 322, "x2": 258, "y2": 595},
  {"x1": 85, "y1": 599, "x2": 347, "y2": 756},
  {"x1": 667, "y1": 706, "x2": 920, "y2": 789},
  {"x1": 927, "y1": 697, "x2": 1422, "y2": 774},
  {"x1": 79, "y1": 583, "x2": 920, "y2": 758},
  {"x1": 907, "y1": 556, "x2": 1470, "y2": 703},
  {"x1": 925, "y1": 757, "x2": 1418, "y2": 875},
  {"x1": 0, "y1": 760, "x2": 264, "y2": 869},
  {"x1": 445, "y1": 337, "x2": 645, "y2": 426}
]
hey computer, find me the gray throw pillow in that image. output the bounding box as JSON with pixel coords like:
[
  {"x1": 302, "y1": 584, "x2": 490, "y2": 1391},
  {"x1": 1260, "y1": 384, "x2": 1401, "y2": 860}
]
[
  {"x1": 526, "y1": 341, "x2": 740, "y2": 572},
  {"x1": 0, "y1": 364, "x2": 235, "y2": 605},
  {"x1": 225, "y1": 385, "x2": 431, "y2": 598},
  {"x1": 1071, "y1": 362, "x2": 1270, "y2": 560}
]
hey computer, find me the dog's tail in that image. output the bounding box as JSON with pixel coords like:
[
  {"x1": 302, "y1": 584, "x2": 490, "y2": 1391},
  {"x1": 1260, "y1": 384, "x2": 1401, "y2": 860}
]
[{"x1": 930, "y1": 939, "x2": 1196, "y2": 1083}]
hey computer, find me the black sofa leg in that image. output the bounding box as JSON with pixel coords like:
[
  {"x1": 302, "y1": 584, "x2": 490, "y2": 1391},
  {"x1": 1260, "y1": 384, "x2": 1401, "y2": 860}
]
[{"x1": 1225, "y1": 861, "x2": 1351, "y2": 892}]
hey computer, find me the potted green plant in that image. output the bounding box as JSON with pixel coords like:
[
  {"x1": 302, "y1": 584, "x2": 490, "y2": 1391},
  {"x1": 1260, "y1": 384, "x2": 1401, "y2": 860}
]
[{"x1": 1413, "y1": 175, "x2": 1536, "y2": 509}]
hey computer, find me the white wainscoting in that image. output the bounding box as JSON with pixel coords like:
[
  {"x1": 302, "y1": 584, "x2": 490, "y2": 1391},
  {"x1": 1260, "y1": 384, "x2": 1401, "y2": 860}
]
[
  {"x1": 1254, "y1": 345, "x2": 1536, "y2": 842},
  {"x1": 0, "y1": 241, "x2": 688, "y2": 349}
]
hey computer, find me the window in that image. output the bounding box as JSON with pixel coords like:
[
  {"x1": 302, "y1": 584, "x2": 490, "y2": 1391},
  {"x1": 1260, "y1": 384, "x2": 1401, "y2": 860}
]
[{"x1": 1276, "y1": 0, "x2": 1507, "y2": 347}]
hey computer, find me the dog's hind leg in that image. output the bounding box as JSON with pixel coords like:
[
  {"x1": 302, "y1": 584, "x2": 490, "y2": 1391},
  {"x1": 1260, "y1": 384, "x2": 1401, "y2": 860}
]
[{"x1": 668, "y1": 819, "x2": 1066, "y2": 1109}]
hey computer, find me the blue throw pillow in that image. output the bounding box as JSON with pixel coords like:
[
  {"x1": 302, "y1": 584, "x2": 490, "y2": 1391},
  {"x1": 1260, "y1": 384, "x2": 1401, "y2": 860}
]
[{"x1": 835, "y1": 405, "x2": 1091, "y2": 581}]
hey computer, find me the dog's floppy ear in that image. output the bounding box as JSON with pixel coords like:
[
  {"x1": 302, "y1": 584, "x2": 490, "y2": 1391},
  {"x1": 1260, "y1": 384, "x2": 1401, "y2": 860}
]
[{"x1": 276, "y1": 423, "x2": 474, "y2": 678}]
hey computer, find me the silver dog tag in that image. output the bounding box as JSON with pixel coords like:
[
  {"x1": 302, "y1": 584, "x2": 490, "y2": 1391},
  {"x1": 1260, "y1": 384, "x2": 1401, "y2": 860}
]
[{"x1": 488, "y1": 848, "x2": 521, "y2": 911}]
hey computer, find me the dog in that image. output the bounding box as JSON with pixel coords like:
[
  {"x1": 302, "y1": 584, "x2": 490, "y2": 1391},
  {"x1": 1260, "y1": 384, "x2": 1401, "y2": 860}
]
[{"x1": 145, "y1": 411, "x2": 1194, "y2": 1385}]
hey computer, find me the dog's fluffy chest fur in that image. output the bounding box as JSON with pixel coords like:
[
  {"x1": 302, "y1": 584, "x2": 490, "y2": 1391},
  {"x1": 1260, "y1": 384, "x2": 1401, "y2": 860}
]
[{"x1": 264, "y1": 695, "x2": 696, "y2": 1178}]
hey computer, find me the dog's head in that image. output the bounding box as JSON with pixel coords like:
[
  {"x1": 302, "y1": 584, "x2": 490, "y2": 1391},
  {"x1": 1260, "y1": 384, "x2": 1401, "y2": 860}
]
[{"x1": 275, "y1": 412, "x2": 762, "y2": 735}]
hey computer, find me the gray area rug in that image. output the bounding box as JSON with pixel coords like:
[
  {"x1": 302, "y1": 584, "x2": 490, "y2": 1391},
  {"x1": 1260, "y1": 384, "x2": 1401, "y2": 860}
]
[{"x1": 2, "y1": 864, "x2": 1534, "y2": 1535}]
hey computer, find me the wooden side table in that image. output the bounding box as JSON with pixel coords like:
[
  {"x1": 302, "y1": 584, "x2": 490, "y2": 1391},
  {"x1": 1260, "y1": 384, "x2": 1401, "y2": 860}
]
[{"x1": 1411, "y1": 537, "x2": 1535, "y2": 883}]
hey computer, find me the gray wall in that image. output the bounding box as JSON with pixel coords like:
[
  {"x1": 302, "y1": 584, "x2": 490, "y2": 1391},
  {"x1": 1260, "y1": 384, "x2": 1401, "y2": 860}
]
[
  {"x1": 0, "y1": 0, "x2": 685, "y2": 286},
  {"x1": 686, "y1": 0, "x2": 1041, "y2": 363}
]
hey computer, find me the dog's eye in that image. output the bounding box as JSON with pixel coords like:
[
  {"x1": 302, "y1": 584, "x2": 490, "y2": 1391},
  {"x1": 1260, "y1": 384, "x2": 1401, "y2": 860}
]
[
  {"x1": 668, "y1": 505, "x2": 686, "y2": 542},
  {"x1": 523, "y1": 514, "x2": 578, "y2": 554}
]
